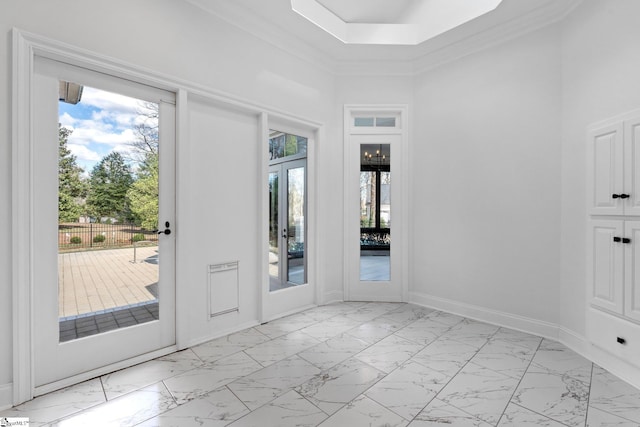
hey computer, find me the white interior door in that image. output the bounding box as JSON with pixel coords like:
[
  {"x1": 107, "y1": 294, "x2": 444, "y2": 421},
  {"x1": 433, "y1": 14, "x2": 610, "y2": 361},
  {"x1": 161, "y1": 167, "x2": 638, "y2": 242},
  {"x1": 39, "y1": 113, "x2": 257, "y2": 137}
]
[{"x1": 32, "y1": 57, "x2": 176, "y2": 391}]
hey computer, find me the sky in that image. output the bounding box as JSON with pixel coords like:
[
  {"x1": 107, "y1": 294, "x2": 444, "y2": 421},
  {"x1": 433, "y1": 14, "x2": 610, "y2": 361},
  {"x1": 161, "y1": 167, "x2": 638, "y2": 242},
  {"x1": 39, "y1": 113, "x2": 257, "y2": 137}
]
[{"x1": 59, "y1": 85, "x2": 156, "y2": 175}]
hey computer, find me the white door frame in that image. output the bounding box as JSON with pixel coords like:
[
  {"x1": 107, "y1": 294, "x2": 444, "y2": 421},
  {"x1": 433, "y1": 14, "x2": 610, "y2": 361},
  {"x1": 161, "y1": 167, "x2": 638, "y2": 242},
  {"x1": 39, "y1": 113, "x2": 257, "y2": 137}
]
[
  {"x1": 31, "y1": 56, "x2": 178, "y2": 391},
  {"x1": 343, "y1": 105, "x2": 409, "y2": 302},
  {"x1": 11, "y1": 29, "x2": 185, "y2": 404},
  {"x1": 259, "y1": 117, "x2": 320, "y2": 322}
]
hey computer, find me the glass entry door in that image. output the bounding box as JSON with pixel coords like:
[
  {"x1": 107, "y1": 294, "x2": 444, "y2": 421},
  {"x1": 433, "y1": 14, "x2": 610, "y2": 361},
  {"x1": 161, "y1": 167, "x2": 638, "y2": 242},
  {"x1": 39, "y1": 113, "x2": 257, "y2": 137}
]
[
  {"x1": 32, "y1": 57, "x2": 176, "y2": 391},
  {"x1": 269, "y1": 159, "x2": 307, "y2": 290}
]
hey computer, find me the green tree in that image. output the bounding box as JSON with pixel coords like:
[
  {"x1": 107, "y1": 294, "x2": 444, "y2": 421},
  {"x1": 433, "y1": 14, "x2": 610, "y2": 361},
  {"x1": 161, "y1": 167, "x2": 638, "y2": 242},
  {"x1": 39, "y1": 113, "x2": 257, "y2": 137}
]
[
  {"x1": 127, "y1": 153, "x2": 158, "y2": 229},
  {"x1": 126, "y1": 101, "x2": 159, "y2": 228},
  {"x1": 86, "y1": 152, "x2": 134, "y2": 222},
  {"x1": 58, "y1": 125, "x2": 87, "y2": 222}
]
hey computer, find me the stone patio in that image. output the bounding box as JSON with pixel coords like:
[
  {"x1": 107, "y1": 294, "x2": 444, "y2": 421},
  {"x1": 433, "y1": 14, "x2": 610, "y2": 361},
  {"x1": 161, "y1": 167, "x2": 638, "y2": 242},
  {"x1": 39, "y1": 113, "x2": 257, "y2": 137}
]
[{"x1": 58, "y1": 246, "x2": 159, "y2": 318}]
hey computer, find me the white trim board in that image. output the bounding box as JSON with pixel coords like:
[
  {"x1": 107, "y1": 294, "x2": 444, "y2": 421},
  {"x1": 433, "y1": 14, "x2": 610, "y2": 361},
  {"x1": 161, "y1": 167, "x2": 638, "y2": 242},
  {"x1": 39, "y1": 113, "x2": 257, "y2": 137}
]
[{"x1": 409, "y1": 291, "x2": 640, "y2": 390}]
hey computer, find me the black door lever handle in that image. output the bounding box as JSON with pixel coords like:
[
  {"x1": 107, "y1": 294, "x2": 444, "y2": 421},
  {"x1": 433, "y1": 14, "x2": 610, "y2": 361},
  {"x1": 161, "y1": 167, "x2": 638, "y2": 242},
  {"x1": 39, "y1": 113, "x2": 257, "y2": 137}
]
[{"x1": 158, "y1": 221, "x2": 171, "y2": 235}]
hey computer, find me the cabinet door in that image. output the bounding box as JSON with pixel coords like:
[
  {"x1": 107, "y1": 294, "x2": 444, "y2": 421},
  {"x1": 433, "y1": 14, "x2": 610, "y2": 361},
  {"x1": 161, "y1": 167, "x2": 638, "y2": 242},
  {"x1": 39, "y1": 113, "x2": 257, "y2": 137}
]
[
  {"x1": 624, "y1": 116, "x2": 640, "y2": 216},
  {"x1": 588, "y1": 220, "x2": 624, "y2": 314},
  {"x1": 588, "y1": 123, "x2": 624, "y2": 215},
  {"x1": 625, "y1": 221, "x2": 640, "y2": 321}
]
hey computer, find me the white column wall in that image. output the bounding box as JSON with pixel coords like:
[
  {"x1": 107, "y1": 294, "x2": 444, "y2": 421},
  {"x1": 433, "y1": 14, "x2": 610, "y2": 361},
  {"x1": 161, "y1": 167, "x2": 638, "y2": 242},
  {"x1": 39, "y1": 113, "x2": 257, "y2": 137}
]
[{"x1": 411, "y1": 26, "x2": 563, "y2": 329}]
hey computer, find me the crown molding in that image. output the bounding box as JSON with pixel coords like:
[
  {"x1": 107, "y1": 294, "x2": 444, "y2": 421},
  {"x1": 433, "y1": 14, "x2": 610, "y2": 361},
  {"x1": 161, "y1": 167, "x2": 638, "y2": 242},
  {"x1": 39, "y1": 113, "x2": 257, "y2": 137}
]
[
  {"x1": 411, "y1": 0, "x2": 584, "y2": 75},
  {"x1": 183, "y1": 0, "x2": 339, "y2": 75},
  {"x1": 182, "y1": 0, "x2": 584, "y2": 77}
]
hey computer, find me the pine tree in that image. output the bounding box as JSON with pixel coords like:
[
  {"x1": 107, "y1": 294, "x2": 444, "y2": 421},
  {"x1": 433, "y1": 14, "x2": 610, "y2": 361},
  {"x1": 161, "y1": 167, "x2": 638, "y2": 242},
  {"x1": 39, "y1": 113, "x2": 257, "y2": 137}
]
[
  {"x1": 58, "y1": 125, "x2": 87, "y2": 222},
  {"x1": 86, "y1": 152, "x2": 134, "y2": 222}
]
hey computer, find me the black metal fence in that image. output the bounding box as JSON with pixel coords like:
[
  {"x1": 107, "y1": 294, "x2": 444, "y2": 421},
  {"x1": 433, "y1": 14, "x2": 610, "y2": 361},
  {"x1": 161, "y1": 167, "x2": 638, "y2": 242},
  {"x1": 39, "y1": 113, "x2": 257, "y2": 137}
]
[{"x1": 58, "y1": 222, "x2": 158, "y2": 251}]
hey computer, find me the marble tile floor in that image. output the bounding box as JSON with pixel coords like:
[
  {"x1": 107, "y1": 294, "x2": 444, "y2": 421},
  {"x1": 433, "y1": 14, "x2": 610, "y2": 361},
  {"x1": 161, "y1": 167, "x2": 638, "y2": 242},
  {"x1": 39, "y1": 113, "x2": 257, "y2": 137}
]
[{"x1": 3, "y1": 302, "x2": 640, "y2": 426}]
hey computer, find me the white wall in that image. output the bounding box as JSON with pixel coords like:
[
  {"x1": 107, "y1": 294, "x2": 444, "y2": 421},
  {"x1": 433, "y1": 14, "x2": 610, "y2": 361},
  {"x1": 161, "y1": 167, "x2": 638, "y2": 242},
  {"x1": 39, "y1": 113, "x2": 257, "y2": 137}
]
[
  {"x1": 411, "y1": 26, "x2": 563, "y2": 327},
  {"x1": 0, "y1": 0, "x2": 336, "y2": 405},
  {"x1": 560, "y1": 0, "x2": 640, "y2": 335}
]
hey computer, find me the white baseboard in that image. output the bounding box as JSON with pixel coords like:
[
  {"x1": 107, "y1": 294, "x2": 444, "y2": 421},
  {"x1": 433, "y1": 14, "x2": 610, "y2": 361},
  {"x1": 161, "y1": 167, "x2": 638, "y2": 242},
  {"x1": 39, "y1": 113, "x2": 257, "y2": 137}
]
[
  {"x1": 409, "y1": 291, "x2": 640, "y2": 391},
  {"x1": 322, "y1": 290, "x2": 344, "y2": 305},
  {"x1": 0, "y1": 382, "x2": 12, "y2": 411},
  {"x1": 409, "y1": 291, "x2": 559, "y2": 340},
  {"x1": 187, "y1": 320, "x2": 260, "y2": 349},
  {"x1": 587, "y1": 342, "x2": 640, "y2": 390}
]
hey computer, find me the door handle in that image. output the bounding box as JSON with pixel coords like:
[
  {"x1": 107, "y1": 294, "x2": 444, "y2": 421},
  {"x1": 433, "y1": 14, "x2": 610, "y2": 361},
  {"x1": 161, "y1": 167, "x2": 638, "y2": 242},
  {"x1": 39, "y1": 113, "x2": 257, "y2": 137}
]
[{"x1": 158, "y1": 221, "x2": 172, "y2": 235}]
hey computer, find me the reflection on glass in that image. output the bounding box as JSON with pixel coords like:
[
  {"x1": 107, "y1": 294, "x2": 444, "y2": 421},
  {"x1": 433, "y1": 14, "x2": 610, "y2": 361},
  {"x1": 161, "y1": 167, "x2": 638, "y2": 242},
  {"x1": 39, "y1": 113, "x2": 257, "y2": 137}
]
[
  {"x1": 287, "y1": 167, "x2": 305, "y2": 284},
  {"x1": 269, "y1": 133, "x2": 307, "y2": 160},
  {"x1": 269, "y1": 172, "x2": 279, "y2": 280},
  {"x1": 58, "y1": 82, "x2": 160, "y2": 342},
  {"x1": 360, "y1": 144, "x2": 390, "y2": 281}
]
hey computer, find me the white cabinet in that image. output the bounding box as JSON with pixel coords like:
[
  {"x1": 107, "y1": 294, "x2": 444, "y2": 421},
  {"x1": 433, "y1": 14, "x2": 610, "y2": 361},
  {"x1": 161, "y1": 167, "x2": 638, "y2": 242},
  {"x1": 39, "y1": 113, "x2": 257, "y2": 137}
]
[
  {"x1": 587, "y1": 111, "x2": 640, "y2": 370},
  {"x1": 588, "y1": 114, "x2": 640, "y2": 216},
  {"x1": 624, "y1": 221, "x2": 640, "y2": 322},
  {"x1": 587, "y1": 220, "x2": 624, "y2": 314},
  {"x1": 588, "y1": 220, "x2": 640, "y2": 319}
]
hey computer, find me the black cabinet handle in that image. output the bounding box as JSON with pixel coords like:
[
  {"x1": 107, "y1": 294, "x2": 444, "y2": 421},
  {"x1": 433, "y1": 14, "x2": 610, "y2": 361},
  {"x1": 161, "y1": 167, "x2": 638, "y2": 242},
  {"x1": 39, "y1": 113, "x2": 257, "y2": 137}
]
[
  {"x1": 614, "y1": 237, "x2": 622, "y2": 242},
  {"x1": 612, "y1": 193, "x2": 631, "y2": 199},
  {"x1": 617, "y1": 337, "x2": 626, "y2": 345},
  {"x1": 623, "y1": 238, "x2": 631, "y2": 244}
]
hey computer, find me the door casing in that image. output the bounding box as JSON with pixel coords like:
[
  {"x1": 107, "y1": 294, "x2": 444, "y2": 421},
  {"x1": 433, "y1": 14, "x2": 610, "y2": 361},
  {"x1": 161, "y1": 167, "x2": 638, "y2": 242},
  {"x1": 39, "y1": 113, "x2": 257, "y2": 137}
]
[{"x1": 343, "y1": 105, "x2": 409, "y2": 302}]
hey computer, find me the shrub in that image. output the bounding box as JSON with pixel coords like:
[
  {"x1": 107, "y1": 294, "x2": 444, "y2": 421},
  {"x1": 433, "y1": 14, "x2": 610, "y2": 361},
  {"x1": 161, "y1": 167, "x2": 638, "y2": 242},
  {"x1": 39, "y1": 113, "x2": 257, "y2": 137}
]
[
  {"x1": 132, "y1": 233, "x2": 147, "y2": 243},
  {"x1": 70, "y1": 236, "x2": 82, "y2": 244},
  {"x1": 93, "y1": 234, "x2": 106, "y2": 243}
]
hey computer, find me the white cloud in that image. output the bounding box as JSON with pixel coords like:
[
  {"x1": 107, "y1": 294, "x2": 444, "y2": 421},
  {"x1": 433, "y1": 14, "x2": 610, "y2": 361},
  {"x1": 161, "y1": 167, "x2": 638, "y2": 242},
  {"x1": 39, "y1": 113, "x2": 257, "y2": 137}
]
[
  {"x1": 59, "y1": 112, "x2": 77, "y2": 128},
  {"x1": 60, "y1": 85, "x2": 159, "y2": 171}
]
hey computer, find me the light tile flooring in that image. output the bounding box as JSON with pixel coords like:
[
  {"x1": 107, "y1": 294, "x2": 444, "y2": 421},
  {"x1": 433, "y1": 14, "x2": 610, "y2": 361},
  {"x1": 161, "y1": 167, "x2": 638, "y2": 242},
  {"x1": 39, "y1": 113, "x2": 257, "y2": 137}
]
[{"x1": 3, "y1": 302, "x2": 640, "y2": 426}]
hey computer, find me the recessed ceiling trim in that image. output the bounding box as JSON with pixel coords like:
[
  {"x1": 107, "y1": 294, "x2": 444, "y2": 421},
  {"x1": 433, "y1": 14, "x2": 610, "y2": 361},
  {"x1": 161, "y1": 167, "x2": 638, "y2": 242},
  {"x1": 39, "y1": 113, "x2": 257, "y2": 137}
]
[{"x1": 291, "y1": 0, "x2": 503, "y2": 45}]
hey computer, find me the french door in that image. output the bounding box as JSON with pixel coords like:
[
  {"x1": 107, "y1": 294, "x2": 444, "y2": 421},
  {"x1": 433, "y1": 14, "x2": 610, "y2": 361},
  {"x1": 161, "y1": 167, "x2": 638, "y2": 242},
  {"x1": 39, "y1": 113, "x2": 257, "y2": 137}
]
[
  {"x1": 32, "y1": 56, "x2": 176, "y2": 391},
  {"x1": 269, "y1": 159, "x2": 307, "y2": 290},
  {"x1": 263, "y1": 127, "x2": 315, "y2": 320}
]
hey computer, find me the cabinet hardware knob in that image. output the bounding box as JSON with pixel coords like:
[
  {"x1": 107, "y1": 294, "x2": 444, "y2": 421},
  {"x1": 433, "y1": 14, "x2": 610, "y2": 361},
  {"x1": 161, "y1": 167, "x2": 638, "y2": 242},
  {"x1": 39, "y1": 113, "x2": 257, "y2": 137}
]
[
  {"x1": 617, "y1": 337, "x2": 626, "y2": 345},
  {"x1": 613, "y1": 194, "x2": 621, "y2": 199},
  {"x1": 621, "y1": 194, "x2": 630, "y2": 199},
  {"x1": 623, "y1": 238, "x2": 631, "y2": 244},
  {"x1": 614, "y1": 237, "x2": 622, "y2": 242}
]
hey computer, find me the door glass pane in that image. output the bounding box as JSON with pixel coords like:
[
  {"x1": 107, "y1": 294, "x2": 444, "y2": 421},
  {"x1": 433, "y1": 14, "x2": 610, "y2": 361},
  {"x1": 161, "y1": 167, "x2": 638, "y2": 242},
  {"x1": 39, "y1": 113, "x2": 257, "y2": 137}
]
[
  {"x1": 360, "y1": 144, "x2": 390, "y2": 281},
  {"x1": 287, "y1": 166, "x2": 305, "y2": 285},
  {"x1": 269, "y1": 171, "x2": 280, "y2": 284},
  {"x1": 58, "y1": 82, "x2": 160, "y2": 342},
  {"x1": 269, "y1": 131, "x2": 307, "y2": 160}
]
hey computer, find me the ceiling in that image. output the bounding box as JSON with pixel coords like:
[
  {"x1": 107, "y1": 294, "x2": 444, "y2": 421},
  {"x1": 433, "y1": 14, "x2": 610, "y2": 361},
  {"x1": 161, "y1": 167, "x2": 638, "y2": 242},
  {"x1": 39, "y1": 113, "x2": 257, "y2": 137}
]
[
  {"x1": 184, "y1": 0, "x2": 582, "y2": 73},
  {"x1": 291, "y1": 0, "x2": 504, "y2": 45},
  {"x1": 316, "y1": 0, "x2": 418, "y2": 24}
]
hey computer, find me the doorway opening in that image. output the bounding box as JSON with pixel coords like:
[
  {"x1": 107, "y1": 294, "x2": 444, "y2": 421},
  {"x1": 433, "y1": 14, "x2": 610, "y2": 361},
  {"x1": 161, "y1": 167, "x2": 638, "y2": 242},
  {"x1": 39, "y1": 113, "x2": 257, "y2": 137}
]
[{"x1": 268, "y1": 130, "x2": 307, "y2": 291}]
